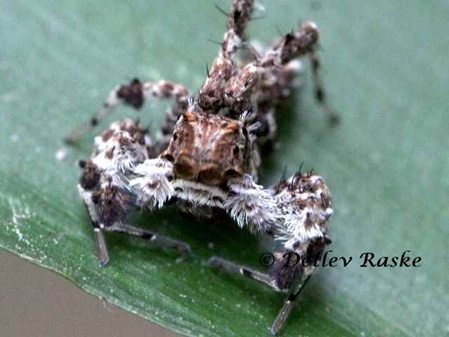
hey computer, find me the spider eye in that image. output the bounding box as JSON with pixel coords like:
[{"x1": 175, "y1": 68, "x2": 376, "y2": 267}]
[
  {"x1": 164, "y1": 154, "x2": 174, "y2": 162},
  {"x1": 78, "y1": 160, "x2": 87, "y2": 168},
  {"x1": 232, "y1": 146, "x2": 240, "y2": 156},
  {"x1": 225, "y1": 168, "x2": 240, "y2": 178},
  {"x1": 173, "y1": 133, "x2": 178, "y2": 141}
]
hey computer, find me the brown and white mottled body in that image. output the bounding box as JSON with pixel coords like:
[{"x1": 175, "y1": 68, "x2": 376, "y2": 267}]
[
  {"x1": 70, "y1": 0, "x2": 336, "y2": 335},
  {"x1": 161, "y1": 110, "x2": 254, "y2": 184}
]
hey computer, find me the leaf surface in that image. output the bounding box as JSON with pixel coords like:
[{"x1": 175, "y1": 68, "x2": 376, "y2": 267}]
[{"x1": 1, "y1": 0, "x2": 447, "y2": 336}]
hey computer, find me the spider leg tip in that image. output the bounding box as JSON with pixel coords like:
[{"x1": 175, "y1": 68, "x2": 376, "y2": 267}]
[
  {"x1": 181, "y1": 243, "x2": 192, "y2": 256},
  {"x1": 207, "y1": 256, "x2": 222, "y2": 267},
  {"x1": 99, "y1": 256, "x2": 110, "y2": 268},
  {"x1": 270, "y1": 326, "x2": 280, "y2": 336}
]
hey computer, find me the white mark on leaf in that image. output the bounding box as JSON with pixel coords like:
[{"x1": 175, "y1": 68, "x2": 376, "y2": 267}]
[
  {"x1": 55, "y1": 147, "x2": 68, "y2": 161},
  {"x1": 8, "y1": 198, "x2": 32, "y2": 246},
  {"x1": 10, "y1": 134, "x2": 19, "y2": 143}
]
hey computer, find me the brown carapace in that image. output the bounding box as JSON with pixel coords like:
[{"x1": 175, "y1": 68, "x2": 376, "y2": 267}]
[{"x1": 161, "y1": 111, "x2": 252, "y2": 186}]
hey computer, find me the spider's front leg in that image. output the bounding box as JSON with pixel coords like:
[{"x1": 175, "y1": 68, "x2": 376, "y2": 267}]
[
  {"x1": 79, "y1": 176, "x2": 190, "y2": 267},
  {"x1": 65, "y1": 78, "x2": 190, "y2": 144},
  {"x1": 209, "y1": 171, "x2": 333, "y2": 335},
  {"x1": 126, "y1": 157, "x2": 192, "y2": 253},
  {"x1": 224, "y1": 174, "x2": 277, "y2": 233},
  {"x1": 198, "y1": 0, "x2": 255, "y2": 112},
  {"x1": 79, "y1": 121, "x2": 190, "y2": 266},
  {"x1": 268, "y1": 236, "x2": 331, "y2": 335},
  {"x1": 224, "y1": 22, "x2": 338, "y2": 124},
  {"x1": 128, "y1": 157, "x2": 175, "y2": 210},
  {"x1": 207, "y1": 249, "x2": 317, "y2": 336},
  {"x1": 269, "y1": 171, "x2": 333, "y2": 334},
  {"x1": 265, "y1": 22, "x2": 339, "y2": 124}
]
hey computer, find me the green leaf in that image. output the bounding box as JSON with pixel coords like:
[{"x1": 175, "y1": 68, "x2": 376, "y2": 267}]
[{"x1": 1, "y1": 0, "x2": 447, "y2": 336}]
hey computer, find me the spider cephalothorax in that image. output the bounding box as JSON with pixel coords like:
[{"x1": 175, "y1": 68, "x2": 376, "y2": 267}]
[
  {"x1": 67, "y1": 0, "x2": 336, "y2": 335},
  {"x1": 161, "y1": 110, "x2": 253, "y2": 186}
]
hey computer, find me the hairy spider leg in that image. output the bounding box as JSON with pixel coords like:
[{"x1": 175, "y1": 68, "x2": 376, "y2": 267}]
[
  {"x1": 80, "y1": 190, "x2": 190, "y2": 266},
  {"x1": 207, "y1": 255, "x2": 314, "y2": 336},
  {"x1": 77, "y1": 119, "x2": 191, "y2": 266},
  {"x1": 65, "y1": 79, "x2": 190, "y2": 144},
  {"x1": 268, "y1": 21, "x2": 338, "y2": 124},
  {"x1": 197, "y1": 0, "x2": 255, "y2": 112},
  {"x1": 208, "y1": 169, "x2": 332, "y2": 335},
  {"x1": 223, "y1": 21, "x2": 338, "y2": 126},
  {"x1": 310, "y1": 51, "x2": 339, "y2": 124}
]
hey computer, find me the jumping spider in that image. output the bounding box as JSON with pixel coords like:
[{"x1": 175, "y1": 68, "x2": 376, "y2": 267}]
[{"x1": 66, "y1": 0, "x2": 335, "y2": 335}]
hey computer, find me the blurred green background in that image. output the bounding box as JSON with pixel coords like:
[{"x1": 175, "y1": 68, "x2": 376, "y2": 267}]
[{"x1": 1, "y1": 0, "x2": 448, "y2": 336}]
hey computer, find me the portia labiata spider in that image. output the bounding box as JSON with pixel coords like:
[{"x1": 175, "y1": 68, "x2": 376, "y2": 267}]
[{"x1": 65, "y1": 0, "x2": 336, "y2": 334}]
